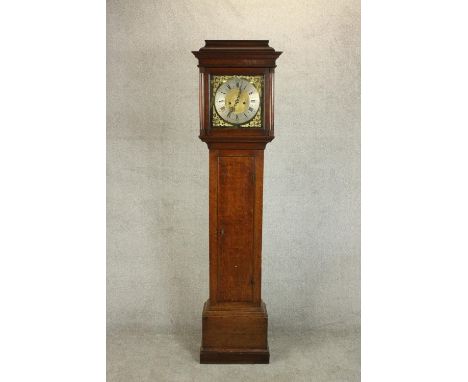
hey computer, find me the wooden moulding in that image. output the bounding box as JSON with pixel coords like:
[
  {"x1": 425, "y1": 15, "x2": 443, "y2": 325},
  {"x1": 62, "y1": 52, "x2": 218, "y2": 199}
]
[{"x1": 200, "y1": 300, "x2": 270, "y2": 364}]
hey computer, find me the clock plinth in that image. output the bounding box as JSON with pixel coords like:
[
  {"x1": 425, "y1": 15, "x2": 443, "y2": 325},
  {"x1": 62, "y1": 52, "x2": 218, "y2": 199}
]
[
  {"x1": 200, "y1": 300, "x2": 269, "y2": 364},
  {"x1": 193, "y1": 40, "x2": 281, "y2": 364}
]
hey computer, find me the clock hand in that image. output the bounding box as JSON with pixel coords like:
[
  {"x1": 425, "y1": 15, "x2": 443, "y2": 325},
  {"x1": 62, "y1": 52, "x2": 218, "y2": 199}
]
[{"x1": 233, "y1": 85, "x2": 242, "y2": 109}]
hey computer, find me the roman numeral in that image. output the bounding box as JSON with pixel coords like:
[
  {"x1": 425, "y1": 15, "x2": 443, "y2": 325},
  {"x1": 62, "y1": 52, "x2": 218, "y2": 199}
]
[
  {"x1": 220, "y1": 106, "x2": 225, "y2": 111},
  {"x1": 227, "y1": 84, "x2": 231, "y2": 89},
  {"x1": 248, "y1": 107, "x2": 254, "y2": 112}
]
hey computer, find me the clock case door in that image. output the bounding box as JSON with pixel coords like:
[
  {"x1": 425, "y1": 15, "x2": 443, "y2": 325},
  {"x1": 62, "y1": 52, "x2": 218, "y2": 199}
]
[{"x1": 209, "y1": 148, "x2": 264, "y2": 306}]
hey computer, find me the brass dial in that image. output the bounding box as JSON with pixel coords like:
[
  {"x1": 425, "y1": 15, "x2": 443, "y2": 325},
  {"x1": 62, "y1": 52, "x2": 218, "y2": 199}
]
[{"x1": 214, "y1": 77, "x2": 260, "y2": 125}]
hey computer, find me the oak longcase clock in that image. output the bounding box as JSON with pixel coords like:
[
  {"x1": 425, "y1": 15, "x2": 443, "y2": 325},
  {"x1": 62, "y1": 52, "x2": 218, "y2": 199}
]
[{"x1": 192, "y1": 40, "x2": 282, "y2": 364}]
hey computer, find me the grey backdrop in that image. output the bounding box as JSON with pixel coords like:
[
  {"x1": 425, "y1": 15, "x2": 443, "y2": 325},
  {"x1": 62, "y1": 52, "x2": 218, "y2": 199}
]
[{"x1": 107, "y1": 0, "x2": 360, "y2": 335}]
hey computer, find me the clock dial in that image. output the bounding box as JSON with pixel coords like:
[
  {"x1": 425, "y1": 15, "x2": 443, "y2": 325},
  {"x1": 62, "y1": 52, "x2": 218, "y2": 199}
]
[{"x1": 214, "y1": 77, "x2": 260, "y2": 125}]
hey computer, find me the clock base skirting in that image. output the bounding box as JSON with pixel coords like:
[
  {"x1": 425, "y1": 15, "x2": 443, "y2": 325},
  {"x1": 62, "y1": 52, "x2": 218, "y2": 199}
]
[
  {"x1": 200, "y1": 299, "x2": 269, "y2": 364},
  {"x1": 200, "y1": 347, "x2": 270, "y2": 364}
]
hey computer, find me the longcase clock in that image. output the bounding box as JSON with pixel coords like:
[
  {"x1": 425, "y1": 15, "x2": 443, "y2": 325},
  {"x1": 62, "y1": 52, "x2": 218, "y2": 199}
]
[{"x1": 192, "y1": 40, "x2": 282, "y2": 364}]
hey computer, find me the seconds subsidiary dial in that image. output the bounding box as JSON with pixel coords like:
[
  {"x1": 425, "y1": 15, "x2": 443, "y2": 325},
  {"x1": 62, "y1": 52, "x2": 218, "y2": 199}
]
[{"x1": 214, "y1": 77, "x2": 260, "y2": 125}]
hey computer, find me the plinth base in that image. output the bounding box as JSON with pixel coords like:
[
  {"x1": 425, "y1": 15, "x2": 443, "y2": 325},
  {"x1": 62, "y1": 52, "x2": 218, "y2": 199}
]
[{"x1": 200, "y1": 300, "x2": 269, "y2": 364}]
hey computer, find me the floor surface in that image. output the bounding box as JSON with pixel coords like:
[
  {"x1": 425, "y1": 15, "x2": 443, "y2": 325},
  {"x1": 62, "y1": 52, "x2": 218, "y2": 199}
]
[{"x1": 107, "y1": 324, "x2": 360, "y2": 382}]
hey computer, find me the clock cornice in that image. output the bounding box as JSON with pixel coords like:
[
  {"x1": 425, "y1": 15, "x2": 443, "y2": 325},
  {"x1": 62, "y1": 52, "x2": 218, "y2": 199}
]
[{"x1": 192, "y1": 40, "x2": 282, "y2": 68}]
